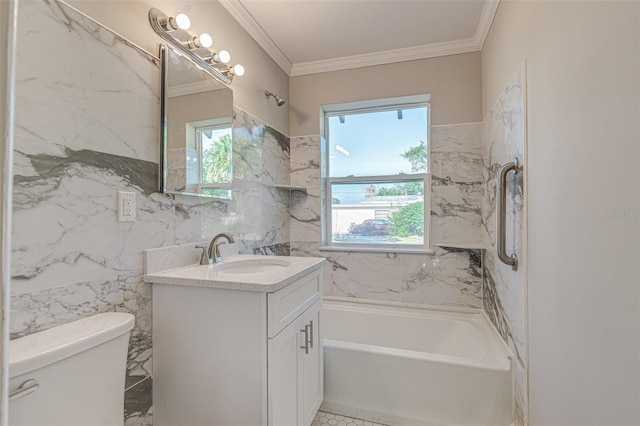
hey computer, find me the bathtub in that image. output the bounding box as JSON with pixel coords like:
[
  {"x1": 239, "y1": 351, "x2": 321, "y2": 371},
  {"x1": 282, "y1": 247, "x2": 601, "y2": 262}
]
[{"x1": 321, "y1": 299, "x2": 513, "y2": 426}]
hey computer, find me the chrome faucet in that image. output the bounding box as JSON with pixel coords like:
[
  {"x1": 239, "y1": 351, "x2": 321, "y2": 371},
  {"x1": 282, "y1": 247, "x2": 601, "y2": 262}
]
[{"x1": 208, "y1": 233, "x2": 235, "y2": 264}]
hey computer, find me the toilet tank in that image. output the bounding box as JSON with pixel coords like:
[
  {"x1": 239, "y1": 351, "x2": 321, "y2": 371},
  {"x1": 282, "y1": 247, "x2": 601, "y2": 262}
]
[{"x1": 9, "y1": 312, "x2": 135, "y2": 426}]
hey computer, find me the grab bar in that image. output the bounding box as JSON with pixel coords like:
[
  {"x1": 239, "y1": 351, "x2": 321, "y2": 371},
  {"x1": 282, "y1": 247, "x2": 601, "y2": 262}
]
[
  {"x1": 496, "y1": 157, "x2": 520, "y2": 271},
  {"x1": 9, "y1": 379, "x2": 39, "y2": 401}
]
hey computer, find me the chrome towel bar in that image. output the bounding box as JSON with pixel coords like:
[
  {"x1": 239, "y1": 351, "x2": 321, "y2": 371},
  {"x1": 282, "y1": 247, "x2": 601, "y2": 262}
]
[{"x1": 496, "y1": 157, "x2": 520, "y2": 271}]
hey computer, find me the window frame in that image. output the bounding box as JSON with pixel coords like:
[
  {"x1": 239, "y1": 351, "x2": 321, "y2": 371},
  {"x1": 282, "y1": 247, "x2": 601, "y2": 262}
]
[{"x1": 322, "y1": 100, "x2": 431, "y2": 252}]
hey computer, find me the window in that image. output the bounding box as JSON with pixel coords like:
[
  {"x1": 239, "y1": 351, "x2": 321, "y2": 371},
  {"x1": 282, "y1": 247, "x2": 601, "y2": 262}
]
[
  {"x1": 323, "y1": 97, "x2": 430, "y2": 251},
  {"x1": 195, "y1": 123, "x2": 232, "y2": 199}
]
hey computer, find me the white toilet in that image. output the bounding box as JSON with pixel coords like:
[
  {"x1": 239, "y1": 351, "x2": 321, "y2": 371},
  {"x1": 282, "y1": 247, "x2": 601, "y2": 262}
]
[{"x1": 9, "y1": 312, "x2": 135, "y2": 426}]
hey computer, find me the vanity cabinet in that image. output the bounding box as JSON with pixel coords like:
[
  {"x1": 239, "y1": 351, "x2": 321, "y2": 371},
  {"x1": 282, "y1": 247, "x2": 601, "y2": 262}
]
[
  {"x1": 151, "y1": 265, "x2": 323, "y2": 426},
  {"x1": 269, "y1": 299, "x2": 322, "y2": 426}
]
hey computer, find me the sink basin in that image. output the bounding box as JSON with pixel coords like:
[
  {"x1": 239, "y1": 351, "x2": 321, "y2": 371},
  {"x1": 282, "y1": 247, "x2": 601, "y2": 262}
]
[{"x1": 215, "y1": 258, "x2": 291, "y2": 274}]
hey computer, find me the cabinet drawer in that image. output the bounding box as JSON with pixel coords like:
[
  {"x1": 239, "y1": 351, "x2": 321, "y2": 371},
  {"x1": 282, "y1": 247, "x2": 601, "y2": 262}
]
[{"x1": 268, "y1": 269, "x2": 321, "y2": 338}]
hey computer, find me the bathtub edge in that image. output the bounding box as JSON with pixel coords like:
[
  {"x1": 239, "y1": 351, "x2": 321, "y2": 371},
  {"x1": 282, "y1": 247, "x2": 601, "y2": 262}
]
[{"x1": 323, "y1": 296, "x2": 482, "y2": 315}]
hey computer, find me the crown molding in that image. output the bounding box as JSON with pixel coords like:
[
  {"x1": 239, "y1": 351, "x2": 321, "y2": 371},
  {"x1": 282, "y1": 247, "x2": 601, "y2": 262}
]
[
  {"x1": 221, "y1": 0, "x2": 500, "y2": 77},
  {"x1": 290, "y1": 37, "x2": 480, "y2": 76},
  {"x1": 218, "y1": 0, "x2": 293, "y2": 75},
  {"x1": 475, "y1": 0, "x2": 500, "y2": 49}
]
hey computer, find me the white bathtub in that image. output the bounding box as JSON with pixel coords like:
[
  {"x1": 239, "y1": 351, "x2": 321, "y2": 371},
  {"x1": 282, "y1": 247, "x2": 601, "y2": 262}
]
[{"x1": 321, "y1": 299, "x2": 513, "y2": 426}]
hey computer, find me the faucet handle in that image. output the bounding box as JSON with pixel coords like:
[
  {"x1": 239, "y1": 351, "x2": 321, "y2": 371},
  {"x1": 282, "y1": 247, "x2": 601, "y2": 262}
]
[
  {"x1": 214, "y1": 241, "x2": 230, "y2": 264},
  {"x1": 195, "y1": 246, "x2": 212, "y2": 265}
]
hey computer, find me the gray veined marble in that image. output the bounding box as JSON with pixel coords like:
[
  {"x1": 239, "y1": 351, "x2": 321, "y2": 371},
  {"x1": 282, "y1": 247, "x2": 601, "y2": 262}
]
[
  {"x1": 481, "y1": 63, "x2": 527, "y2": 426},
  {"x1": 233, "y1": 108, "x2": 290, "y2": 185},
  {"x1": 11, "y1": 148, "x2": 174, "y2": 296},
  {"x1": 290, "y1": 135, "x2": 323, "y2": 249},
  {"x1": 14, "y1": 0, "x2": 160, "y2": 163},
  {"x1": 430, "y1": 123, "x2": 483, "y2": 246}
]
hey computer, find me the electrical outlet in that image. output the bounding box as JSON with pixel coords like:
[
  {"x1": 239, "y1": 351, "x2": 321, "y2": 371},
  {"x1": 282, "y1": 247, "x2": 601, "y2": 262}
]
[{"x1": 118, "y1": 191, "x2": 136, "y2": 222}]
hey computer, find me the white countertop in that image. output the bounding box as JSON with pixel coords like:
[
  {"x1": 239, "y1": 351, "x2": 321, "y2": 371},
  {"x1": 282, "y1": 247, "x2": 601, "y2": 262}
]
[{"x1": 144, "y1": 254, "x2": 325, "y2": 292}]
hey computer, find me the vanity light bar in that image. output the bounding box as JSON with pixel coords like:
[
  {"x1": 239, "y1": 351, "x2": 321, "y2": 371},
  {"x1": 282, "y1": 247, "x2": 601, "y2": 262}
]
[{"x1": 148, "y1": 8, "x2": 243, "y2": 85}]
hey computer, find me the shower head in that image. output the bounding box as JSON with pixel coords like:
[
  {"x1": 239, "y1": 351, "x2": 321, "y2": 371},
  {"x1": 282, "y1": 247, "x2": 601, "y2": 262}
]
[{"x1": 265, "y1": 90, "x2": 286, "y2": 107}]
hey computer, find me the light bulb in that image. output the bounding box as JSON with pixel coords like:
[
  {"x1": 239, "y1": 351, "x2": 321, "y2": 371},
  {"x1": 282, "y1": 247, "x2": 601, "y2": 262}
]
[
  {"x1": 175, "y1": 13, "x2": 191, "y2": 30},
  {"x1": 217, "y1": 50, "x2": 231, "y2": 64},
  {"x1": 199, "y1": 33, "x2": 213, "y2": 48},
  {"x1": 232, "y1": 64, "x2": 245, "y2": 77}
]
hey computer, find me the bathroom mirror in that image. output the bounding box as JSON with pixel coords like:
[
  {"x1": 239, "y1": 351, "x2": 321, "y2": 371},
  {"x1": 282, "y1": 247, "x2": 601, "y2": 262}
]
[{"x1": 160, "y1": 44, "x2": 234, "y2": 199}]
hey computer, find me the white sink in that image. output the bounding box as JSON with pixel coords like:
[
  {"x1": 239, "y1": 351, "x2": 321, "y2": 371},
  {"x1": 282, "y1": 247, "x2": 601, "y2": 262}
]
[{"x1": 215, "y1": 258, "x2": 291, "y2": 274}]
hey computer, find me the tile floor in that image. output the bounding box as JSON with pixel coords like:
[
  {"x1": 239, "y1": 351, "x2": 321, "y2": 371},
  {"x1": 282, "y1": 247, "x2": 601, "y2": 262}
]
[{"x1": 312, "y1": 410, "x2": 389, "y2": 426}]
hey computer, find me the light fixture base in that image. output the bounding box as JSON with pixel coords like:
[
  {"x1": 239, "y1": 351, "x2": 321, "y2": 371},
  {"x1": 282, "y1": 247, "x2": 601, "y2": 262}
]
[{"x1": 148, "y1": 8, "x2": 233, "y2": 85}]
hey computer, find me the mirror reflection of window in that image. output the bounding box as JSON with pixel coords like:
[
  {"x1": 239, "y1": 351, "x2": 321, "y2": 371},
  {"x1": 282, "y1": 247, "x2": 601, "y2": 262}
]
[{"x1": 196, "y1": 124, "x2": 232, "y2": 199}]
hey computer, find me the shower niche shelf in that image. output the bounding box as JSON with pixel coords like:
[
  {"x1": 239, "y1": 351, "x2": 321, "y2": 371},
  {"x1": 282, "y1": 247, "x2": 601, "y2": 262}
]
[{"x1": 274, "y1": 184, "x2": 307, "y2": 194}]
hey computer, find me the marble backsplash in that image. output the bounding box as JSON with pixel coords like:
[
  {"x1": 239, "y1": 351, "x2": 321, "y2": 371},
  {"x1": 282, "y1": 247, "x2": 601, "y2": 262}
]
[
  {"x1": 290, "y1": 123, "x2": 484, "y2": 309},
  {"x1": 10, "y1": 1, "x2": 290, "y2": 424},
  {"x1": 481, "y1": 64, "x2": 527, "y2": 426}
]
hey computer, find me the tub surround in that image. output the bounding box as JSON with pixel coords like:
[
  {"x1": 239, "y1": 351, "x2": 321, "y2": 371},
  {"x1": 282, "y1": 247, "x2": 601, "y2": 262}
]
[
  {"x1": 481, "y1": 64, "x2": 527, "y2": 425},
  {"x1": 290, "y1": 123, "x2": 484, "y2": 309},
  {"x1": 10, "y1": 1, "x2": 291, "y2": 424}
]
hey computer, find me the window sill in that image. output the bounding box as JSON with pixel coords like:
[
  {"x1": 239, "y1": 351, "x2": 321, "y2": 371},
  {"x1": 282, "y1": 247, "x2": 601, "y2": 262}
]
[
  {"x1": 432, "y1": 242, "x2": 486, "y2": 250},
  {"x1": 319, "y1": 246, "x2": 434, "y2": 255}
]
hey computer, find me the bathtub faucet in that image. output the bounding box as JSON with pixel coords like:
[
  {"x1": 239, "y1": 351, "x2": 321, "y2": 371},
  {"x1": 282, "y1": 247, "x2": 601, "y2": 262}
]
[{"x1": 208, "y1": 233, "x2": 235, "y2": 264}]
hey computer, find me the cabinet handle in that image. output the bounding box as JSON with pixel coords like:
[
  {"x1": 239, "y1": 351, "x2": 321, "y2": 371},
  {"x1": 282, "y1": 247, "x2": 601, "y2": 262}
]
[
  {"x1": 300, "y1": 325, "x2": 309, "y2": 354},
  {"x1": 308, "y1": 320, "x2": 313, "y2": 349}
]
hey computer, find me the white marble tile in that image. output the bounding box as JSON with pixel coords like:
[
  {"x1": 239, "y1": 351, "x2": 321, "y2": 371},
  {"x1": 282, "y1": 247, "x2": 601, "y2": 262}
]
[
  {"x1": 11, "y1": 149, "x2": 175, "y2": 296},
  {"x1": 430, "y1": 123, "x2": 483, "y2": 246},
  {"x1": 14, "y1": 0, "x2": 160, "y2": 162},
  {"x1": 400, "y1": 247, "x2": 482, "y2": 308},
  {"x1": 166, "y1": 148, "x2": 186, "y2": 192},
  {"x1": 233, "y1": 108, "x2": 289, "y2": 185},
  {"x1": 431, "y1": 183, "x2": 482, "y2": 245},
  {"x1": 344, "y1": 252, "x2": 402, "y2": 302},
  {"x1": 481, "y1": 64, "x2": 527, "y2": 425},
  {"x1": 431, "y1": 123, "x2": 482, "y2": 153},
  {"x1": 290, "y1": 136, "x2": 321, "y2": 196},
  {"x1": 290, "y1": 136, "x2": 323, "y2": 255}
]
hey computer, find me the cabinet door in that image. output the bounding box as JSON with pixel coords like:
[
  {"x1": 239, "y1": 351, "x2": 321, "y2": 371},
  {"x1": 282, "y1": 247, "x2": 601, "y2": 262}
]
[
  {"x1": 268, "y1": 315, "x2": 301, "y2": 426},
  {"x1": 299, "y1": 300, "x2": 323, "y2": 426}
]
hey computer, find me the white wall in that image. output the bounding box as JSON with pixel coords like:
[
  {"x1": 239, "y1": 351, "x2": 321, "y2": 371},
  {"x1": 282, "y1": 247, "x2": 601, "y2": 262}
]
[
  {"x1": 482, "y1": 1, "x2": 640, "y2": 424},
  {"x1": 65, "y1": 0, "x2": 289, "y2": 135}
]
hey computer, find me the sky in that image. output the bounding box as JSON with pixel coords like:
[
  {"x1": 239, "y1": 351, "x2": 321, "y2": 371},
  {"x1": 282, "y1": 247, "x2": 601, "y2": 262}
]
[{"x1": 328, "y1": 106, "x2": 428, "y2": 177}]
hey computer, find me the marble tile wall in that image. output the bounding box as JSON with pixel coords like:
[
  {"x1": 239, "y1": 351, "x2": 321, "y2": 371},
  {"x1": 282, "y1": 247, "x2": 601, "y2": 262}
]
[
  {"x1": 430, "y1": 123, "x2": 483, "y2": 245},
  {"x1": 290, "y1": 123, "x2": 484, "y2": 309},
  {"x1": 481, "y1": 64, "x2": 527, "y2": 426},
  {"x1": 10, "y1": 2, "x2": 290, "y2": 425}
]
